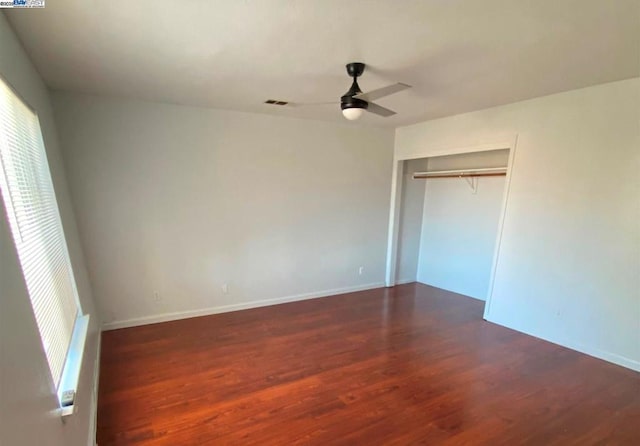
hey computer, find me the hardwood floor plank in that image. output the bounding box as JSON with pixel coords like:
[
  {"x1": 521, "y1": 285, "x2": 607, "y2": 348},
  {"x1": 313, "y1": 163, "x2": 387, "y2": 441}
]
[{"x1": 98, "y1": 283, "x2": 640, "y2": 445}]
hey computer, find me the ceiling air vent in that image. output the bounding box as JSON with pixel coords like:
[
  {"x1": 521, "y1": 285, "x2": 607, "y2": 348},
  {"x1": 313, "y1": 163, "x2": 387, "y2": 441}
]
[{"x1": 264, "y1": 99, "x2": 289, "y2": 106}]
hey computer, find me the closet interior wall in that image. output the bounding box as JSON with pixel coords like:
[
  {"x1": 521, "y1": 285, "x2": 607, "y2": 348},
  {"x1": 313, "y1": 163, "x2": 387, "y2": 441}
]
[
  {"x1": 419, "y1": 149, "x2": 509, "y2": 300},
  {"x1": 396, "y1": 149, "x2": 510, "y2": 299},
  {"x1": 396, "y1": 158, "x2": 429, "y2": 283}
]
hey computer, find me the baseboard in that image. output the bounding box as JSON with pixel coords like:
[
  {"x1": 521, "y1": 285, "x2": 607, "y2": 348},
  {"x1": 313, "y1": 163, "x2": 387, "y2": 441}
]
[
  {"x1": 87, "y1": 331, "x2": 101, "y2": 446},
  {"x1": 415, "y1": 279, "x2": 486, "y2": 301},
  {"x1": 102, "y1": 282, "x2": 386, "y2": 331},
  {"x1": 394, "y1": 278, "x2": 417, "y2": 285},
  {"x1": 484, "y1": 312, "x2": 640, "y2": 372}
]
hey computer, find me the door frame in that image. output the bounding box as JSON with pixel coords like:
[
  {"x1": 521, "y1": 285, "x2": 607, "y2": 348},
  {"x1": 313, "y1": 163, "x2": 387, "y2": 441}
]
[{"x1": 384, "y1": 136, "x2": 518, "y2": 319}]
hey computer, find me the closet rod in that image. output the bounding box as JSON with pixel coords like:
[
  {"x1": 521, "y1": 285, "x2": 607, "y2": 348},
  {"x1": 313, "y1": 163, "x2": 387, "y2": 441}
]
[
  {"x1": 413, "y1": 172, "x2": 506, "y2": 179},
  {"x1": 412, "y1": 167, "x2": 507, "y2": 180}
]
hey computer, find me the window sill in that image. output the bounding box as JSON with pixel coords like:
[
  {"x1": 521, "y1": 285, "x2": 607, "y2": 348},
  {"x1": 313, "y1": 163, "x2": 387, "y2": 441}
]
[{"x1": 57, "y1": 314, "x2": 90, "y2": 418}]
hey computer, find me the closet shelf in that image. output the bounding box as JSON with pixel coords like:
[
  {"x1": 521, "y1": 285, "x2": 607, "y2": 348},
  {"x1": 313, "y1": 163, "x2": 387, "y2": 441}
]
[{"x1": 412, "y1": 167, "x2": 507, "y2": 179}]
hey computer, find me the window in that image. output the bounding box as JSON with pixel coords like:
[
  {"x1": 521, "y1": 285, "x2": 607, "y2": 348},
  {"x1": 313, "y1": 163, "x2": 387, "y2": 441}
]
[{"x1": 0, "y1": 77, "x2": 88, "y2": 411}]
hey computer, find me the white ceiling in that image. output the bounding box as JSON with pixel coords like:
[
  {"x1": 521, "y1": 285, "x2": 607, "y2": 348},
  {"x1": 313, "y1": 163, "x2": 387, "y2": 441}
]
[{"x1": 5, "y1": 0, "x2": 640, "y2": 127}]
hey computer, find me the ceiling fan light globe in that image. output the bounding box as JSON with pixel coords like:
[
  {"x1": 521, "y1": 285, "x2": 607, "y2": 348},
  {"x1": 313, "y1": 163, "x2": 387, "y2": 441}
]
[{"x1": 342, "y1": 107, "x2": 364, "y2": 120}]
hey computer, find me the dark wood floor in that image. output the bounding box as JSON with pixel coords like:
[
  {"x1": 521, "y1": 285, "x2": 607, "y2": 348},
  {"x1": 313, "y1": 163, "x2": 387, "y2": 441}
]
[{"x1": 98, "y1": 283, "x2": 639, "y2": 445}]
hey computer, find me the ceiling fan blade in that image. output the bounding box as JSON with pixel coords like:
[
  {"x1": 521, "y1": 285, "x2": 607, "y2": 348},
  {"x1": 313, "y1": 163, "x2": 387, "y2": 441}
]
[
  {"x1": 354, "y1": 83, "x2": 411, "y2": 101},
  {"x1": 367, "y1": 102, "x2": 396, "y2": 117},
  {"x1": 288, "y1": 101, "x2": 335, "y2": 108}
]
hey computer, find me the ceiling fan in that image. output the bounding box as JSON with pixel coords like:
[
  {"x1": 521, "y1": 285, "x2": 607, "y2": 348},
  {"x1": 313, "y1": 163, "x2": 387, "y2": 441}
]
[
  {"x1": 339, "y1": 62, "x2": 410, "y2": 120},
  {"x1": 284, "y1": 63, "x2": 411, "y2": 121}
]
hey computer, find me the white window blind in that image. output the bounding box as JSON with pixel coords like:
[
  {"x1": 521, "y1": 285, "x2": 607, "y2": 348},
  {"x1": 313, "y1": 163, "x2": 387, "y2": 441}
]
[{"x1": 0, "y1": 78, "x2": 80, "y2": 390}]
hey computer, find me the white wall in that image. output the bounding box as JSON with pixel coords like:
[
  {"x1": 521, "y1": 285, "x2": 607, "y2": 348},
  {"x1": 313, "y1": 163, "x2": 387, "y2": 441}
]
[
  {"x1": 417, "y1": 150, "x2": 509, "y2": 300},
  {"x1": 0, "y1": 13, "x2": 100, "y2": 446},
  {"x1": 395, "y1": 78, "x2": 640, "y2": 371},
  {"x1": 52, "y1": 92, "x2": 395, "y2": 328}
]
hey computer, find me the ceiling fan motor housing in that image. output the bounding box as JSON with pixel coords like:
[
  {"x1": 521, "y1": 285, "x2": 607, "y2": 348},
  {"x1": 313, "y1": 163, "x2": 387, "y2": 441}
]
[
  {"x1": 341, "y1": 62, "x2": 368, "y2": 111},
  {"x1": 341, "y1": 94, "x2": 368, "y2": 111}
]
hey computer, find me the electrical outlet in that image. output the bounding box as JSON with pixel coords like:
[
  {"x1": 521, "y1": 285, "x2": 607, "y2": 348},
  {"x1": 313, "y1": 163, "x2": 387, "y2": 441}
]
[
  {"x1": 222, "y1": 283, "x2": 229, "y2": 294},
  {"x1": 153, "y1": 291, "x2": 161, "y2": 302},
  {"x1": 358, "y1": 266, "x2": 364, "y2": 275}
]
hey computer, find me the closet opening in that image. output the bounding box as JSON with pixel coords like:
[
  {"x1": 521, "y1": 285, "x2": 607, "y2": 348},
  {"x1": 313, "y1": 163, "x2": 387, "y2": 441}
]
[{"x1": 388, "y1": 146, "x2": 513, "y2": 311}]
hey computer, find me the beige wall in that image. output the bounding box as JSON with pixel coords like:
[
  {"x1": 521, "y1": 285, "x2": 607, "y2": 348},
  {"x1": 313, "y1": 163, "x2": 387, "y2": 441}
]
[
  {"x1": 395, "y1": 78, "x2": 640, "y2": 370},
  {"x1": 0, "y1": 13, "x2": 100, "y2": 446},
  {"x1": 52, "y1": 92, "x2": 395, "y2": 328}
]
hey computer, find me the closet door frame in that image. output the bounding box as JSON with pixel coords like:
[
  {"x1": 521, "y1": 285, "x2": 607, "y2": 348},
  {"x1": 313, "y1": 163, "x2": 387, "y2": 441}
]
[{"x1": 385, "y1": 136, "x2": 518, "y2": 319}]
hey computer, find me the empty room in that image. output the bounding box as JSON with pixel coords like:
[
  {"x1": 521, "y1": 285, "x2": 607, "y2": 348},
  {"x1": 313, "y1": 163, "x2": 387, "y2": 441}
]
[{"x1": 1, "y1": 1, "x2": 639, "y2": 445}]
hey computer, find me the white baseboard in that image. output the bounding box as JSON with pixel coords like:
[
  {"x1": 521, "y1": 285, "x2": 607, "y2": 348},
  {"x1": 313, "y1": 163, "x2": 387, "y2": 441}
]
[
  {"x1": 484, "y1": 311, "x2": 640, "y2": 372},
  {"x1": 102, "y1": 282, "x2": 386, "y2": 331},
  {"x1": 87, "y1": 331, "x2": 101, "y2": 446},
  {"x1": 394, "y1": 278, "x2": 417, "y2": 285},
  {"x1": 415, "y1": 279, "x2": 486, "y2": 301},
  {"x1": 101, "y1": 279, "x2": 639, "y2": 371}
]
